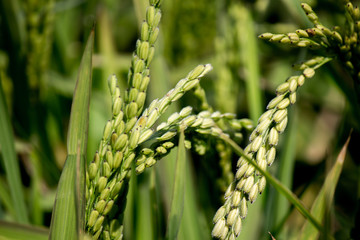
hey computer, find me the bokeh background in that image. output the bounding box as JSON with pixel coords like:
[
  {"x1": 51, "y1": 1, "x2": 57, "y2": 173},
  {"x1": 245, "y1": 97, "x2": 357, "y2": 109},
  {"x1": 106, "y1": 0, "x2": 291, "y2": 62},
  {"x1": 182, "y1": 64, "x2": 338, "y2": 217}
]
[{"x1": 0, "y1": 0, "x2": 359, "y2": 239}]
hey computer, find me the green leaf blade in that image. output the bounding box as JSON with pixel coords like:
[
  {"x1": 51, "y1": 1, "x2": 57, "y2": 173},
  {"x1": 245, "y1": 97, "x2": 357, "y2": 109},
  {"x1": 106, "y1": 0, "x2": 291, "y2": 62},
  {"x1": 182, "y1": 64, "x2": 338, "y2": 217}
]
[
  {"x1": 67, "y1": 29, "x2": 94, "y2": 155},
  {"x1": 49, "y1": 30, "x2": 94, "y2": 240},
  {"x1": 0, "y1": 74, "x2": 29, "y2": 224},
  {"x1": 49, "y1": 155, "x2": 78, "y2": 240},
  {"x1": 299, "y1": 135, "x2": 351, "y2": 240},
  {"x1": 236, "y1": 4, "x2": 263, "y2": 121},
  {"x1": 167, "y1": 129, "x2": 186, "y2": 239},
  {"x1": 0, "y1": 220, "x2": 48, "y2": 240}
]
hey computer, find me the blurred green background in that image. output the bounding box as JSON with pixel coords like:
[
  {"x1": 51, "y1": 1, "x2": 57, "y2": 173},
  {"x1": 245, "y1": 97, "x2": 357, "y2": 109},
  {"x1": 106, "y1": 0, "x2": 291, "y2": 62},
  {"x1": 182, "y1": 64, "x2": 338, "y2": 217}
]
[{"x1": 0, "y1": 0, "x2": 359, "y2": 239}]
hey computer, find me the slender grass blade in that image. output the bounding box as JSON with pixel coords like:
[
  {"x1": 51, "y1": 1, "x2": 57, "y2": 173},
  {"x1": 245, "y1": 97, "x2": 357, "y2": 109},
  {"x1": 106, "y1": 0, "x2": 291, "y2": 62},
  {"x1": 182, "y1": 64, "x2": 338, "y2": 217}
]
[
  {"x1": 0, "y1": 178, "x2": 15, "y2": 219},
  {"x1": 299, "y1": 134, "x2": 351, "y2": 240},
  {"x1": 0, "y1": 220, "x2": 48, "y2": 240},
  {"x1": 149, "y1": 168, "x2": 161, "y2": 240},
  {"x1": 135, "y1": 180, "x2": 154, "y2": 240},
  {"x1": 29, "y1": 151, "x2": 44, "y2": 225},
  {"x1": 236, "y1": 4, "x2": 263, "y2": 121},
  {"x1": 66, "y1": 29, "x2": 94, "y2": 155},
  {"x1": 0, "y1": 73, "x2": 29, "y2": 224},
  {"x1": 167, "y1": 129, "x2": 186, "y2": 239},
  {"x1": 179, "y1": 160, "x2": 211, "y2": 240},
  {"x1": 49, "y1": 30, "x2": 94, "y2": 240}
]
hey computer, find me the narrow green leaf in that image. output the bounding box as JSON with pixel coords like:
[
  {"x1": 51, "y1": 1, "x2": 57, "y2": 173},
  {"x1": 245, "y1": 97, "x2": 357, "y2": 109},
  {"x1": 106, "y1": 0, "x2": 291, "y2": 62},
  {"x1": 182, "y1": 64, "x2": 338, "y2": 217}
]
[
  {"x1": 135, "y1": 180, "x2": 154, "y2": 240},
  {"x1": 49, "y1": 155, "x2": 82, "y2": 240},
  {"x1": 236, "y1": 4, "x2": 263, "y2": 121},
  {"x1": 299, "y1": 134, "x2": 351, "y2": 240},
  {"x1": 67, "y1": 29, "x2": 94, "y2": 155},
  {"x1": 0, "y1": 178, "x2": 15, "y2": 218},
  {"x1": 0, "y1": 73, "x2": 29, "y2": 224},
  {"x1": 179, "y1": 161, "x2": 211, "y2": 240},
  {"x1": 167, "y1": 129, "x2": 186, "y2": 239},
  {"x1": 29, "y1": 151, "x2": 44, "y2": 225},
  {"x1": 149, "y1": 168, "x2": 161, "y2": 240},
  {"x1": 75, "y1": 144, "x2": 86, "y2": 238},
  {"x1": 0, "y1": 220, "x2": 48, "y2": 240},
  {"x1": 49, "y1": 30, "x2": 94, "y2": 240}
]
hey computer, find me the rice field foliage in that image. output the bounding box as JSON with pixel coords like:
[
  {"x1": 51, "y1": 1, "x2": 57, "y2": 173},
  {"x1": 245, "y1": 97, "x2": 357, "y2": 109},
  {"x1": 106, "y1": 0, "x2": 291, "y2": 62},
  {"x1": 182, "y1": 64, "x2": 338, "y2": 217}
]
[{"x1": 0, "y1": 0, "x2": 359, "y2": 239}]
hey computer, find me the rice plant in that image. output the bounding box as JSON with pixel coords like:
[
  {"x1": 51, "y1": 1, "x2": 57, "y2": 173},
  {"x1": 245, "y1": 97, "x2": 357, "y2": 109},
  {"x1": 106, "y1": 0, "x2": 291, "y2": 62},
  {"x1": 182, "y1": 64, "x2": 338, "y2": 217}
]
[{"x1": 0, "y1": 0, "x2": 359, "y2": 239}]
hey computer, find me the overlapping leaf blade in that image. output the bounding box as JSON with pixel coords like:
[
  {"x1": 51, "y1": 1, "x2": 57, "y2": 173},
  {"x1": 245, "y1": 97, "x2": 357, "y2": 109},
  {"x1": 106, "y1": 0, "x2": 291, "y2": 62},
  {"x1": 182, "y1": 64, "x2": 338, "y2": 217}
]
[
  {"x1": 299, "y1": 135, "x2": 351, "y2": 240},
  {"x1": 49, "y1": 30, "x2": 94, "y2": 240},
  {"x1": 167, "y1": 129, "x2": 186, "y2": 239}
]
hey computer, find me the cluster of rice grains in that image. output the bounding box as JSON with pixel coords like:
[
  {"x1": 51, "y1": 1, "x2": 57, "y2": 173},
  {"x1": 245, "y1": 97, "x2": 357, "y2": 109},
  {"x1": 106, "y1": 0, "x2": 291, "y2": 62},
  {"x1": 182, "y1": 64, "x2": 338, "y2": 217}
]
[
  {"x1": 134, "y1": 109, "x2": 253, "y2": 174},
  {"x1": 84, "y1": 0, "x2": 229, "y2": 238},
  {"x1": 86, "y1": 54, "x2": 250, "y2": 239},
  {"x1": 259, "y1": 4, "x2": 343, "y2": 49},
  {"x1": 85, "y1": 0, "x2": 360, "y2": 239},
  {"x1": 260, "y1": 2, "x2": 360, "y2": 81},
  {"x1": 85, "y1": 0, "x2": 164, "y2": 238},
  {"x1": 342, "y1": 1, "x2": 360, "y2": 81},
  {"x1": 211, "y1": 64, "x2": 326, "y2": 240},
  {"x1": 212, "y1": 1, "x2": 360, "y2": 239}
]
